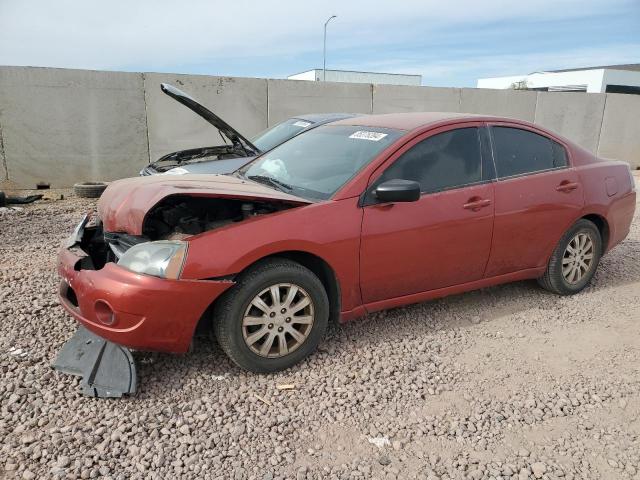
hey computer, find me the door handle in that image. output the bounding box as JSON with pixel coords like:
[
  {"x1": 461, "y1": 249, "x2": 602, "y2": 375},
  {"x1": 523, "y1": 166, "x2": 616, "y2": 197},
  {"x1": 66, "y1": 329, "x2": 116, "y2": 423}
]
[
  {"x1": 463, "y1": 198, "x2": 492, "y2": 211},
  {"x1": 556, "y1": 181, "x2": 579, "y2": 193}
]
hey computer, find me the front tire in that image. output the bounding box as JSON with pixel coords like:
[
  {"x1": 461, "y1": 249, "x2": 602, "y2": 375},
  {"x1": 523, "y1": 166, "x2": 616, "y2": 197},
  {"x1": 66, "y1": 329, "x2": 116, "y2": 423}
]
[
  {"x1": 213, "y1": 258, "x2": 329, "y2": 373},
  {"x1": 538, "y1": 219, "x2": 602, "y2": 295}
]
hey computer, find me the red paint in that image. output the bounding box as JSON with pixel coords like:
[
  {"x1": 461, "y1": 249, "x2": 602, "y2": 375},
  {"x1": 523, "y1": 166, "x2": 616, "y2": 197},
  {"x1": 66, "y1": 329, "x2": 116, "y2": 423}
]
[
  {"x1": 98, "y1": 173, "x2": 311, "y2": 235},
  {"x1": 57, "y1": 248, "x2": 232, "y2": 353},
  {"x1": 58, "y1": 113, "x2": 637, "y2": 353}
]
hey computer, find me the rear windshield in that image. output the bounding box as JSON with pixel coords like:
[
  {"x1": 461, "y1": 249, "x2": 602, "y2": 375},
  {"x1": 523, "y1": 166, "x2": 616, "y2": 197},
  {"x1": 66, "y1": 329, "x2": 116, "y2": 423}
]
[
  {"x1": 251, "y1": 118, "x2": 315, "y2": 152},
  {"x1": 239, "y1": 125, "x2": 404, "y2": 200}
]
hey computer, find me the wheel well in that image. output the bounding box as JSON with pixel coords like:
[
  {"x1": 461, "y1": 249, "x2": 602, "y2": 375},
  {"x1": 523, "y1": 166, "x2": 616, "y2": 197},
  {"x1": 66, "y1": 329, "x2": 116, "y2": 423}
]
[
  {"x1": 197, "y1": 251, "x2": 342, "y2": 335},
  {"x1": 581, "y1": 214, "x2": 609, "y2": 253},
  {"x1": 262, "y1": 251, "x2": 341, "y2": 326}
]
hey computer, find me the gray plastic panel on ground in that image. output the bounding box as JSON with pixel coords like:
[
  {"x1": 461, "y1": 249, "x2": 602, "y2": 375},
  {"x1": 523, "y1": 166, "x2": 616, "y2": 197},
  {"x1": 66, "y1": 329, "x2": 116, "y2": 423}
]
[{"x1": 52, "y1": 326, "x2": 137, "y2": 398}]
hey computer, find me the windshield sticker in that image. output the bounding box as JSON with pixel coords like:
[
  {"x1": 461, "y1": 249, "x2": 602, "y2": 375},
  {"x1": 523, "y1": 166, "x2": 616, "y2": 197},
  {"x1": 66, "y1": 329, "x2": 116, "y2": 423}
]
[
  {"x1": 293, "y1": 120, "x2": 312, "y2": 128},
  {"x1": 349, "y1": 131, "x2": 388, "y2": 141}
]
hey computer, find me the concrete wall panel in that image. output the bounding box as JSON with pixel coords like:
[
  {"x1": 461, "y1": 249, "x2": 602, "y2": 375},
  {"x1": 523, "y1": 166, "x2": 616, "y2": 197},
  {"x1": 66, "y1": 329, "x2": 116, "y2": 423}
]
[
  {"x1": 144, "y1": 73, "x2": 267, "y2": 161},
  {"x1": 460, "y1": 88, "x2": 537, "y2": 121},
  {"x1": 0, "y1": 66, "x2": 638, "y2": 187},
  {"x1": 267, "y1": 79, "x2": 372, "y2": 126},
  {"x1": 372, "y1": 85, "x2": 461, "y2": 113},
  {"x1": 597, "y1": 93, "x2": 640, "y2": 168},
  {"x1": 534, "y1": 91, "x2": 606, "y2": 153},
  {"x1": 0, "y1": 66, "x2": 148, "y2": 188},
  {"x1": 0, "y1": 122, "x2": 7, "y2": 182}
]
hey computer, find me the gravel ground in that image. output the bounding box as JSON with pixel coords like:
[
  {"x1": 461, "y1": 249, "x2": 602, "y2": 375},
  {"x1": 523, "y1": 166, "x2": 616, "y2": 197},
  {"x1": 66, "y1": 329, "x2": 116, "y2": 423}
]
[{"x1": 1, "y1": 180, "x2": 639, "y2": 480}]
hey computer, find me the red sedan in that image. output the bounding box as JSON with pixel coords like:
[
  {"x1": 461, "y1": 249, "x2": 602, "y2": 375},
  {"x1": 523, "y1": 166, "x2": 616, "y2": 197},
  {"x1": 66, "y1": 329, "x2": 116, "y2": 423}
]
[{"x1": 58, "y1": 113, "x2": 636, "y2": 374}]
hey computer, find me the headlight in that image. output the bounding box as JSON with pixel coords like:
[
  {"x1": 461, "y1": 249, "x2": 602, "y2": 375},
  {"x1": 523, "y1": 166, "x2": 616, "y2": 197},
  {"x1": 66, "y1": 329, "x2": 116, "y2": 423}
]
[{"x1": 117, "y1": 241, "x2": 188, "y2": 279}]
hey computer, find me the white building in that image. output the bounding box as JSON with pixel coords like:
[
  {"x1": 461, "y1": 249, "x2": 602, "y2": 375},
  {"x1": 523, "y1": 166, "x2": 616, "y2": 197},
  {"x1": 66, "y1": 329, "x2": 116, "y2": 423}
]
[
  {"x1": 477, "y1": 64, "x2": 640, "y2": 94},
  {"x1": 288, "y1": 69, "x2": 422, "y2": 86}
]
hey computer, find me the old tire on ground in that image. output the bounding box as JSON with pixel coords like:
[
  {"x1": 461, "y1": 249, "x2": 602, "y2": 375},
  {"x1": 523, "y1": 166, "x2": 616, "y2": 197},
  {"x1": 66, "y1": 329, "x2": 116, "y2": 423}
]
[
  {"x1": 538, "y1": 219, "x2": 602, "y2": 295},
  {"x1": 213, "y1": 258, "x2": 329, "y2": 373},
  {"x1": 73, "y1": 182, "x2": 108, "y2": 198},
  {"x1": 0, "y1": 191, "x2": 6, "y2": 207}
]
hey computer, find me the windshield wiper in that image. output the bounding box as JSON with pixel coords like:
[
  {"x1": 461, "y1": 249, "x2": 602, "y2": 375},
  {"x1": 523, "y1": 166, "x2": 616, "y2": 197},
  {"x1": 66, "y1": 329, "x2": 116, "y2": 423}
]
[
  {"x1": 172, "y1": 145, "x2": 238, "y2": 164},
  {"x1": 247, "y1": 175, "x2": 293, "y2": 192}
]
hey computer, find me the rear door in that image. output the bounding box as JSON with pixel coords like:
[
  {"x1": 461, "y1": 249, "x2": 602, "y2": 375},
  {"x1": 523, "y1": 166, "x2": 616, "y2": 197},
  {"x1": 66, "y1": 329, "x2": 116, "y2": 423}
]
[
  {"x1": 484, "y1": 124, "x2": 584, "y2": 277},
  {"x1": 359, "y1": 123, "x2": 495, "y2": 304}
]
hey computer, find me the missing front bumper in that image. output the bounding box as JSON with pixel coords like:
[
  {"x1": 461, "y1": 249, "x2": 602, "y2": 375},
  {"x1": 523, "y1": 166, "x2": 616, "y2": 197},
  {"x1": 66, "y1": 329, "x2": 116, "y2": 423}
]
[{"x1": 52, "y1": 326, "x2": 137, "y2": 398}]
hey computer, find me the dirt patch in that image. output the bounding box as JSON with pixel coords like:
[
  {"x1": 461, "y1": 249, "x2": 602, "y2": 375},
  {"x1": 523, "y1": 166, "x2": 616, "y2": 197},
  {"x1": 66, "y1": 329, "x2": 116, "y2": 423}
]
[{"x1": 1, "y1": 184, "x2": 639, "y2": 480}]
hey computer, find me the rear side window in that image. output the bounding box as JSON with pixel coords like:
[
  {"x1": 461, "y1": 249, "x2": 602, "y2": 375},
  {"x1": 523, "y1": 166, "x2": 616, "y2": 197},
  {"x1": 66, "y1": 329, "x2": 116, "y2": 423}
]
[
  {"x1": 491, "y1": 127, "x2": 567, "y2": 178},
  {"x1": 376, "y1": 127, "x2": 482, "y2": 194}
]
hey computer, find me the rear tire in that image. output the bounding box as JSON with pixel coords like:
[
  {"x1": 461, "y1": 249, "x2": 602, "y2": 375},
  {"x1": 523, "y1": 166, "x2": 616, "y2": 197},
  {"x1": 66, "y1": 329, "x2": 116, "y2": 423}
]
[
  {"x1": 538, "y1": 219, "x2": 602, "y2": 295},
  {"x1": 213, "y1": 258, "x2": 329, "y2": 373}
]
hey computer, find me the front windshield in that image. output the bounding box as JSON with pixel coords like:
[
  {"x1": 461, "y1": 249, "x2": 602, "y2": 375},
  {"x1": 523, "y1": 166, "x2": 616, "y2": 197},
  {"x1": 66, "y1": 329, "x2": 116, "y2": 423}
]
[
  {"x1": 239, "y1": 125, "x2": 404, "y2": 200},
  {"x1": 251, "y1": 118, "x2": 315, "y2": 152}
]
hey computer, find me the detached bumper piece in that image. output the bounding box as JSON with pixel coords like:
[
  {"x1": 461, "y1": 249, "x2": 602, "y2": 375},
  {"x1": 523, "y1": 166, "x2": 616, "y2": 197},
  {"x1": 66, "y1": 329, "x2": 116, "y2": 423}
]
[{"x1": 52, "y1": 326, "x2": 137, "y2": 398}]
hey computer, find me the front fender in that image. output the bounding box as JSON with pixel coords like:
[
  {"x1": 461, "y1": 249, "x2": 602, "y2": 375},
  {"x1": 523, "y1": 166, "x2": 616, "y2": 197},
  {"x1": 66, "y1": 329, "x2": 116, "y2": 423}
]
[{"x1": 180, "y1": 197, "x2": 363, "y2": 312}]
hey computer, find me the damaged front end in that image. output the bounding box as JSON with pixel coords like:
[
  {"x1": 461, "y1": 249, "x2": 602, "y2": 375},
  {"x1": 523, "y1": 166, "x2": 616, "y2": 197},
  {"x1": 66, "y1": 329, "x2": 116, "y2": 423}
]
[
  {"x1": 65, "y1": 195, "x2": 293, "y2": 265},
  {"x1": 142, "y1": 195, "x2": 295, "y2": 240},
  {"x1": 54, "y1": 190, "x2": 303, "y2": 398},
  {"x1": 51, "y1": 212, "x2": 138, "y2": 398},
  {"x1": 54, "y1": 212, "x2": 139, "y2": 398}
]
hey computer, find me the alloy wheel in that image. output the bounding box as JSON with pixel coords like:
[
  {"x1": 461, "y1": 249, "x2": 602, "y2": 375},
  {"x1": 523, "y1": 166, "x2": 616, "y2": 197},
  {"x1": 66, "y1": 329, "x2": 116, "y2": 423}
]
[
  {"x1": 562, "y1": 232, "x2": 595, "y2": 284},
  {"x1": 242, "y1": 283, "x2": 315, "y2": 358}
]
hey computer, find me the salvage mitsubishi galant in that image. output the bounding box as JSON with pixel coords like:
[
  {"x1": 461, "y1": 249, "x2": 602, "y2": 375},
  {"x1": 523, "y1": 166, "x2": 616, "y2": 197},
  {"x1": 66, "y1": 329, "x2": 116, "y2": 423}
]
[{"x1": 56, "y1": 112, "x2": 636, "y2": 396}]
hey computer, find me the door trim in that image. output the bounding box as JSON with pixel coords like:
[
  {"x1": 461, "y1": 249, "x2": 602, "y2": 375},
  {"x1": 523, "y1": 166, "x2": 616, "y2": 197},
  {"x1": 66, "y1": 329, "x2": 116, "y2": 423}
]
[{"x1": 361, "y1": 266, "x2": 545, "y2": 315}]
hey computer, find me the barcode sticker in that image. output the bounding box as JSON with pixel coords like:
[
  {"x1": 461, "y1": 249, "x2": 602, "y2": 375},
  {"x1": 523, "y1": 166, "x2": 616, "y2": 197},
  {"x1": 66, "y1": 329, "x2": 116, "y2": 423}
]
[{"x1": 349, "y1": 131, "x2": 388, "y2": 141}]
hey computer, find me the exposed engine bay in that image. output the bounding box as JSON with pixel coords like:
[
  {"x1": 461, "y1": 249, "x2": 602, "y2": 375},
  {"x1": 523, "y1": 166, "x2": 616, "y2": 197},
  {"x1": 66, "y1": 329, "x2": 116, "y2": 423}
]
[
  {"x1": 76, "y1": 195, "x2": 299, "y2": 270},
  {"x1": 142, "y1": 195, "x2": 297, "y2": 240}
]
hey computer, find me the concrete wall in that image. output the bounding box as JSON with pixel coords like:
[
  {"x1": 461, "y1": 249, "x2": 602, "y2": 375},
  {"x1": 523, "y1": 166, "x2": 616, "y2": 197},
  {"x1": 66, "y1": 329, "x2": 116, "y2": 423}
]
[
  {"x1": 460, "y1": 88, "x2": 538, "y2": 121},
  {"x1": 372, "y1": 85, "x2": 460, "y2": 113},
  {"x1": 0, "y1": 66, "x2": 638, "y2": 189},
  {"x1": 0, "y1": 119, "x2": 7, "y2": 182},
  {"x1": 143, "y1": 73, "x2": 267, "y2": 160},
  {"x1": 534, "y1": 92, "x2": 606, "y2": 153},
  {"x1": 0, "y1": 66, "x2": 148, "y2": 188},
  {"x1": 598, "y1": 93, "x2": 640, "y2": 167},
  {"x1": 267, "y1": 79, "x2": 372, "y2": 125}
]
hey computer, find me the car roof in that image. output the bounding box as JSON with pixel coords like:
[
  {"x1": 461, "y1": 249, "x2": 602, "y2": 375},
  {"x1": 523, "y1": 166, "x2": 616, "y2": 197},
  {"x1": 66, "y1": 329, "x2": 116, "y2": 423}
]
[
  {"x1": 294, "y1": 112, "x2": 359, "y2": 124},
  {"x1": 330, "y1": 112, "x2": 508, "y2": 131}
]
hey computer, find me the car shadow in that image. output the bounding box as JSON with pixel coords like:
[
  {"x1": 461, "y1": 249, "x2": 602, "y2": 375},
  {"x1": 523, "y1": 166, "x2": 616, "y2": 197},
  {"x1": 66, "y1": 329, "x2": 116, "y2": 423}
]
[{"x1": 134, "y1": 235, "x2": 639, "y2": 398}]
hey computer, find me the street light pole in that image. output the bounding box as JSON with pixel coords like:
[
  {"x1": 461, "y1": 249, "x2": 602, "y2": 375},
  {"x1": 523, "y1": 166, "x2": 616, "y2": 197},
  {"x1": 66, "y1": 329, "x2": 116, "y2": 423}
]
[{"x1": 323, "y1": 15, "x2": 337, "y2": 82}]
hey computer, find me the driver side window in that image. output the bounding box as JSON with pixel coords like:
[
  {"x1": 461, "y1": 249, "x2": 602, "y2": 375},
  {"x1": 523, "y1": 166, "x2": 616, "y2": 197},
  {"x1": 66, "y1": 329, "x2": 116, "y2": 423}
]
[{"x1": 377, "y1": 127, "x2": 483, "y2": 194}]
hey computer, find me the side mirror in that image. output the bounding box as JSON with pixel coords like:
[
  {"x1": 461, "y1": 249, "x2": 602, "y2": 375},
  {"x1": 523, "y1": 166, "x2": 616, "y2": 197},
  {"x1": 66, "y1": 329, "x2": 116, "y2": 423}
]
[{"x1": 374, "y1": 179, "x2": 421, "y2": 203}]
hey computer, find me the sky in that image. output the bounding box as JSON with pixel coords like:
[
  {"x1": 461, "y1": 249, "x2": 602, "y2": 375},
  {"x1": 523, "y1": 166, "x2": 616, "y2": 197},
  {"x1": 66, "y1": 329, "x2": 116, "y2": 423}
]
[{"x1": 0, "y1": 0, "x2": 638, "y2": 87}]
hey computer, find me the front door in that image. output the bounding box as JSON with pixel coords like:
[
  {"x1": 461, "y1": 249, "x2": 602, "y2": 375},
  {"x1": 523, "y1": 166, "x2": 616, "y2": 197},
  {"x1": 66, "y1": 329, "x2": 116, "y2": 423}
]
[{"x1": 359, "y1": 125, "x2": 495, "y2": 304}]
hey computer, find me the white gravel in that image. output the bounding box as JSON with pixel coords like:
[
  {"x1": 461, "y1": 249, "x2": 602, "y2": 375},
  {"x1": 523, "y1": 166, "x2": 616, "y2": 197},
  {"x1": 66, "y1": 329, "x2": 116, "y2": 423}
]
[{"x1": 1, "y1": 181, "x2": 639, "y2": 480}]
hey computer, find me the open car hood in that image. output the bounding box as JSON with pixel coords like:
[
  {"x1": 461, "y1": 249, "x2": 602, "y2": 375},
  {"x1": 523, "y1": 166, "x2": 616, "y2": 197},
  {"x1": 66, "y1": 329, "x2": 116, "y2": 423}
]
[
  {"x1": 160, "y1": 83, "x2": 260, "y2": 157},
  {"x1": 98, "y1": 174, "x2": 312, "y2": 235}
]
